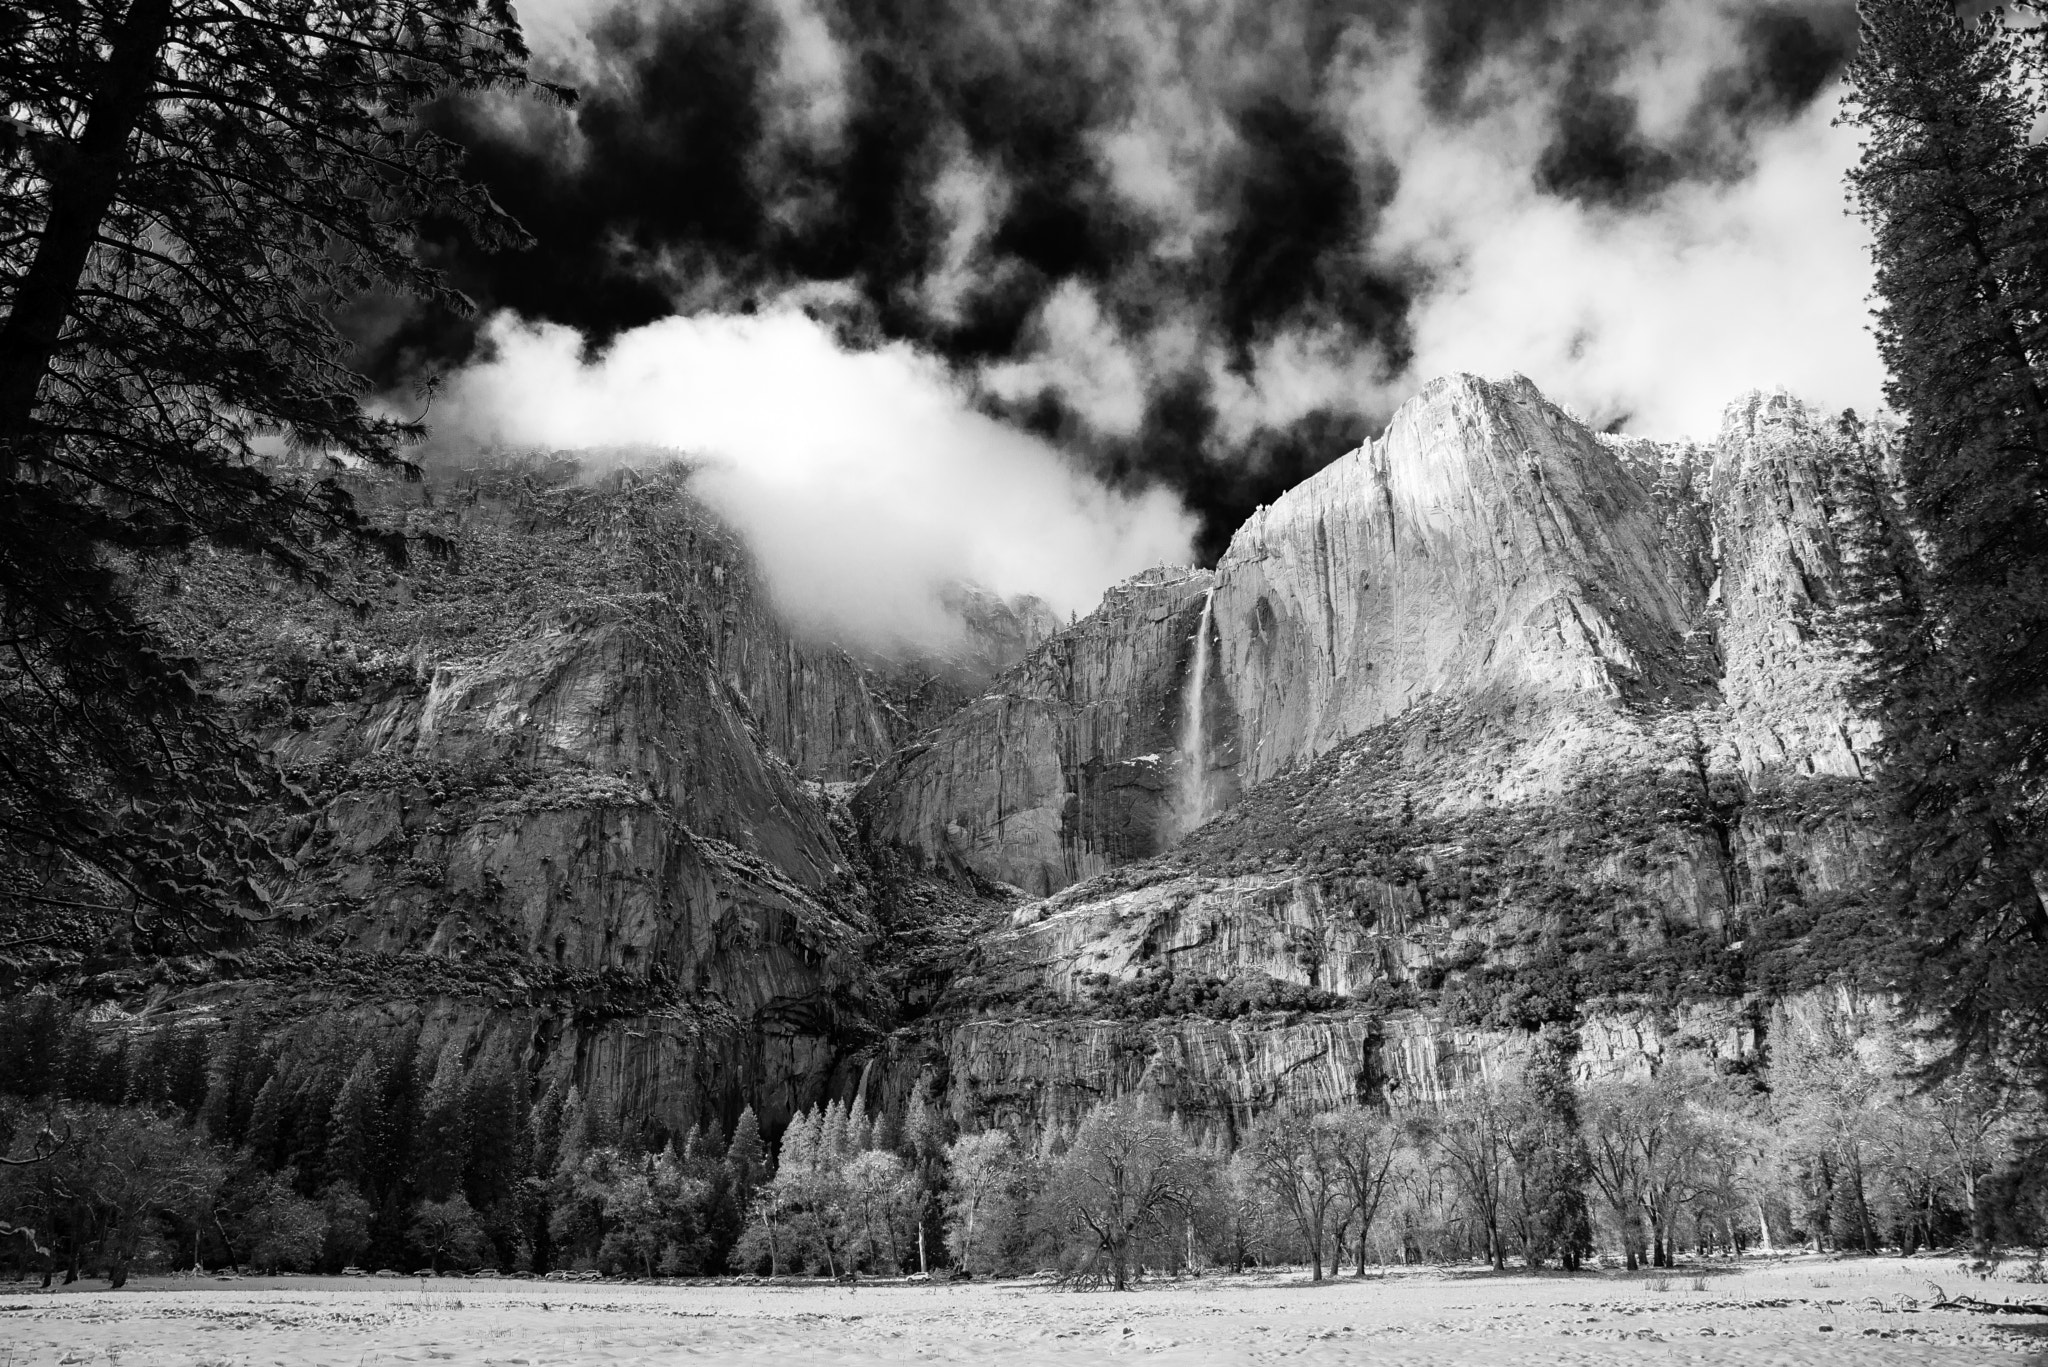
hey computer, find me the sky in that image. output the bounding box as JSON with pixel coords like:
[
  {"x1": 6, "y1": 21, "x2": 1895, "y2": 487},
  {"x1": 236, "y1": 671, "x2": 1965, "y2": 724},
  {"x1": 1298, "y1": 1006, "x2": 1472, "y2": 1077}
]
[{"x1": 359, "y1": 0, "x2": 1889, "y2": 651}]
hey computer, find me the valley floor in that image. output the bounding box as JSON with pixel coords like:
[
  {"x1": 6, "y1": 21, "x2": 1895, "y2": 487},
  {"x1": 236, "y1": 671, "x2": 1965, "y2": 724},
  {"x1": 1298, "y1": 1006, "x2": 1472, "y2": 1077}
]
[{"x1": 2, "y1": 1255, "x2": 2042, "y2": 1366}]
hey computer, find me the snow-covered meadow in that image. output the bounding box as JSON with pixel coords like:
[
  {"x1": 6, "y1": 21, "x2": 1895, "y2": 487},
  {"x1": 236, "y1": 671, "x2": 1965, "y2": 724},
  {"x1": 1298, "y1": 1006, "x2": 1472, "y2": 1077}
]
[{"x1": 4, "y1": 1254, "x2": 2043, "y2": 1365}]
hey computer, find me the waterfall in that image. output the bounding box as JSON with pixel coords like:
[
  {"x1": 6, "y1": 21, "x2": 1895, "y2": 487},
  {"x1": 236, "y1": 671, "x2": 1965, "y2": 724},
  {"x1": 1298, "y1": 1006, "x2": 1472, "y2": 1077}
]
[{"x1": 1175, "y1": 588, "x2": 1216, "y2": 831}]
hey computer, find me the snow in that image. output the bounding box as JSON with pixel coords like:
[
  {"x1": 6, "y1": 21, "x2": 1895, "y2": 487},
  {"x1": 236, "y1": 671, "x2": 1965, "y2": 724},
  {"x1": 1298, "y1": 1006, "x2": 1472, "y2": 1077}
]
[{"x1": 2, "y1": 1255, "x2": 2037, "y2": 1366}]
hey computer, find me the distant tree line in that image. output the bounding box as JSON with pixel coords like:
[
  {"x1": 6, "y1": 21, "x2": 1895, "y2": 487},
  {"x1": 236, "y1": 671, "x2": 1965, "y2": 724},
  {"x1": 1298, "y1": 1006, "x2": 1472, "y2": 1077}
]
[{"x1": 4, "y1": 1003, "x2": 2040, "y2": 1286}]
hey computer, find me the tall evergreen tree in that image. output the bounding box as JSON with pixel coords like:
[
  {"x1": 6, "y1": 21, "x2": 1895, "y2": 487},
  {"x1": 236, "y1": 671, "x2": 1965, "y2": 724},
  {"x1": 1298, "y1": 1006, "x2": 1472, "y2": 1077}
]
[
  {"x1": 1506, "y1": 1035, "x2": 1595, "y2": 1271},
  {"x1": 285, "y1": 1075, "x2": 332, "y2": 1192},
  {"x1": 413, "y1": 1054, "x2": 470, "y2": 1201},
  {"x1": 726, "y1": 1106, "x2": 767, "y2": 1209},
  {"x1": 1841, "y1": 0, "x2": 2048, "y2": 1082},
  {"x1": 245, "y1": 1071, "x2": 287, "y2": 1165},
  {"x1": 326, "y1": 1051, "x2": 382, "y2": 1194},
  {"x1": 0, "y1": 0, "x2": 563, "y2": 930},
  {"x1": 462, "y1": 1066, "x2": 523, "y2": 1212},
  {"x1": 199, "y1": 1012, "x2": 265, "y2": 1146}
]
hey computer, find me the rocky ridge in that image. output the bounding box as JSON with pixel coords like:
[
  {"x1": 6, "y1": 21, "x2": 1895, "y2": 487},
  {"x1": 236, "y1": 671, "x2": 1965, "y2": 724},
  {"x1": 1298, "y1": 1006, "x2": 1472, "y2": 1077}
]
[
  {"x1": 854, "y1": 375, "x2": 1898, "y2": 1134},
  {"x1": 14, "y1": 377, "x2": 1902, "y2": 1148},
  {"x1": 32, "y1": 459, "x2": 1027, "y2": 1138}
]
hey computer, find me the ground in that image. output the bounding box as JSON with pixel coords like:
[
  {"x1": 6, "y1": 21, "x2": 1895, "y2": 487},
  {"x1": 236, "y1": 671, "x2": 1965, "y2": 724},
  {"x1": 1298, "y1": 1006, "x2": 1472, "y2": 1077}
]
[{"x1": 3, "y1": 1256, "x2": 2043, "y2": 1365}]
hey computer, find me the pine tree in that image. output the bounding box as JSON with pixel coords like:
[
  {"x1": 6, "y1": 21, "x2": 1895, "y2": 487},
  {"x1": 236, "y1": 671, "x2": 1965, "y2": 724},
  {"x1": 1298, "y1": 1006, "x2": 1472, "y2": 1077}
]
[
  {"x1": 462, "y1": 1066, "x2": 523, "y2": 1212},
  {"x1": 1841, "y1": 0, "x2": 2048, "y2": 1083},
  {"x1": 413, "y1": 1055, "x2": 470, "y2": 1201},
  {"x1": 246, "y1": 1072, "x2": 287, "y2": 1165},
  {"x1": 326, "y1": 1051, "x2": 382, "y2": 1195},
  {"x1": 818, "y1": 1101, "x2": 850, "y2": 1170},
  {"x1": 1510, "y1": 1034, "x2": 1595, "y2": 1271},
  {"x1": 0, "y1": 0, "x2": 565, "y2": 930},
  {"x1": 778, "y1": 1109, "x2": 820, "y2": 1178},
  {"x1": 200, "y1": 1013, "x2": 265, "y2": 1145},
  {"x1": 375, "y1": 1044, "x2": 421, "y2": 1204},
  {"x1": 286, "y1": 1075, "x2": 332, "y2": 1192},
  {"x1": 164, "y1": 1030, "x2": 212, "y2": 1118},
  {"x1": 726, "y1": 1107, "x2": 766, "y2": 1204}
]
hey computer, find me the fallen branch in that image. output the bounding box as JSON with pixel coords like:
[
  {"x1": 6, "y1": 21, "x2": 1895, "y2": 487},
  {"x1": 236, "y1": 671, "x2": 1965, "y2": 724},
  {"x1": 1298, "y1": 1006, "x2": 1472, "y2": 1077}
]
[
  {"x1": 1928, "y1": 1292, "x2": 2048, "y2": 1316},
  {"x1": 0, "y1": 1221, "x2": 50, "y2": 1257}
]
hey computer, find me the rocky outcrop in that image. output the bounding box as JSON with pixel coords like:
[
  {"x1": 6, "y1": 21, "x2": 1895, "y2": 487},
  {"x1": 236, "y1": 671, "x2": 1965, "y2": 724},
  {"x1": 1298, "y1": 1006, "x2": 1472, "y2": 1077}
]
[
  {"x1": 1212, "y1": 374, "x2": 1711, "y2": 788},
  {"x1": 1706, "y1": 392, "x2": 1887, "y2": 781},
  {"x1": 912, "y1": 995, "x2": 1771, "y2": 1140}
]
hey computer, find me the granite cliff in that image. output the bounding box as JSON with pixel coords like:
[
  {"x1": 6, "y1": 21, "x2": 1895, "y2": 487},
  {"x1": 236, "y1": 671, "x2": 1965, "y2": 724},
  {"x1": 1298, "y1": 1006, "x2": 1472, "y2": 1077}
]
[
  {"x1": 856, "y1": 375, "x2": 1897, "y2": 1136},
  {"x1": 18, "y1": 459, "x2": 1028, "y2": 1138},
  {"x1": 13, "y1": 376, "x2": 1900, "y2": 1147}
]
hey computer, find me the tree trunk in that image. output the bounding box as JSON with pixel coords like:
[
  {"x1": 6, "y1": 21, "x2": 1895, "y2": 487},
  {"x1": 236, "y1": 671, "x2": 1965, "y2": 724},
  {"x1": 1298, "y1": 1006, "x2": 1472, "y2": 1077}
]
[
  {"x1": 533, "y1": 1203, "x2": 553, "y2": 1275},
  {"x1": 1964, "y1": 1171, "x2": 1987, "y2": 1255},
  {"x1": 0, "y1": 0, "x2": 175, "y2": 475}
]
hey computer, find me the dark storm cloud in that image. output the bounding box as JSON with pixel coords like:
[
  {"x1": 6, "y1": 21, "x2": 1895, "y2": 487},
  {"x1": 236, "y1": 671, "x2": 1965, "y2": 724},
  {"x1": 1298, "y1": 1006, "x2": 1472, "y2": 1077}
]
[
  {"x1": 361, "y1": 0, "x2": 1862, "y2": 559},
  {"x1": 1216, "y1": 98, "x2": 1402, "y2": 362}
]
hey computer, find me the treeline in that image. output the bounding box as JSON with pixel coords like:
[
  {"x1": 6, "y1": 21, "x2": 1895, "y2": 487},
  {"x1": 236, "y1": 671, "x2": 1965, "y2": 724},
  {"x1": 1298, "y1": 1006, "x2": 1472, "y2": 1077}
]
[{"x1": 3, "y1": 1003, "x2": 2043, "y2": 1286}]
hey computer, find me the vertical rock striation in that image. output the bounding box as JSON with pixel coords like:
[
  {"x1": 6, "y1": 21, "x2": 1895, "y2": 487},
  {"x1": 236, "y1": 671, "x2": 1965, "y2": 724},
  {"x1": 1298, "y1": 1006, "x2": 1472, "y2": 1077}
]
[
  {"x1": 1706, "y1": 391, "x2": 1883, "y2": 781},
  {"x1": 856, "y1": 568, "x2": 1225, "y2": 895},
  {"x1": 854, "y1": 374, "x2": 1895, "y2": 1128},
  {"x1": 1212, "y1": 374, "x2": 1710, "y2": 787}
]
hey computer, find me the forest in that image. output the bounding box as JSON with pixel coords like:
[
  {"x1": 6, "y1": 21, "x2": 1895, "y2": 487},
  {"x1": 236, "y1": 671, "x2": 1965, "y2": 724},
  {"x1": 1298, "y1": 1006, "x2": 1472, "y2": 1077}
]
[{"x1": 3, "y1": 1000, "x2": 2040, "y2": 1287}]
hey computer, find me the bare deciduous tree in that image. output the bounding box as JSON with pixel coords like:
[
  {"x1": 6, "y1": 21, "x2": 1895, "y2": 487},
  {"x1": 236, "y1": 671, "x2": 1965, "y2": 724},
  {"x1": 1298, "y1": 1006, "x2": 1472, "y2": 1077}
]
[{"x1": 1037, "y1": 1101, "x2": 1203, "y2": 1290}]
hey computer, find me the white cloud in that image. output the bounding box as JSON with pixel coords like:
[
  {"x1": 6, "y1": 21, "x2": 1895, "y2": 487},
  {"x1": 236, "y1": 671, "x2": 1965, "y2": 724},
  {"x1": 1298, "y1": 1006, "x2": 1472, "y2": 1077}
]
[
  {"x1": 1342, "y1": 41, "x2": 1886, "y2": 439},
  {"x1": 1207, "y1": 328, "x2": 1398, "y2": 445},
  {"x1": 980, "y1": 282, "x2": 1150, "y2": 437},
  {"x1": 427, "y1": 310, "x2": 1196, "y2": 652}
]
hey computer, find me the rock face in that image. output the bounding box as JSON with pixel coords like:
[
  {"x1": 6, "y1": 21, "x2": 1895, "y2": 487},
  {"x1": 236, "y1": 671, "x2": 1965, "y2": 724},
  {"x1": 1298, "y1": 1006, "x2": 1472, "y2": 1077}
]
[
  {"x1": 856, "y1": 568, "x2": 1221, "y2": 895},
  {"x1": 855, "y1": 375, "x2": 1892, "y2": 1131},
  {"x1": 933, "y1": 1001, "x2": 1771, "y2": 1141},
  {"x1": 1212, "y1": 374, "x2": 1711, "y2": 787},
  {"x1": 1707, "y1": 392, "x2": 1885, "y2": 781},
  {"x1": 863, "y1": 376, "x2": 1877, "y2": 893},
  {"x1": 51, "y1": 377, "x2": 1897, "y2": 1146},
  {"x1": 103, "y1": 460, "x2": 1021, "y2": 1135}
]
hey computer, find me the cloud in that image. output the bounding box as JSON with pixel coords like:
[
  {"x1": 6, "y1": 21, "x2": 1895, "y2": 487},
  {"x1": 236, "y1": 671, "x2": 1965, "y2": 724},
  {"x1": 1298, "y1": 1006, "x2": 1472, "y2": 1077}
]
[
  {"x1": 383, "y1": 0, "x2": 1878, "y2": 565},
  {"x1": 981, "y1": 282, "x2": 1149, "y2": 437},
  {"x1": 1348, "y1": 43, "x2": 1885, "y2": 435},
  {"x1": 425, "y1": 310, "x2": 1196, "y2": 651}
]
